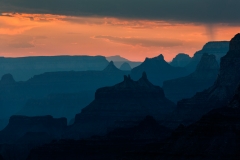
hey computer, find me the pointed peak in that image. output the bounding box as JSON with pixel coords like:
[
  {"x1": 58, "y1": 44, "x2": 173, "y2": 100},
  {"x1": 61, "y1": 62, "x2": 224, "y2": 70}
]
[
  {"x1": 157, "y1": 54, "x2": 164, "y2": 60},
  {"x1": 103, "y1": 61, "x2": 120, "y2": 72},
  {"x1": 109, "y1": 61, "x2": 114, "y2": 65}
]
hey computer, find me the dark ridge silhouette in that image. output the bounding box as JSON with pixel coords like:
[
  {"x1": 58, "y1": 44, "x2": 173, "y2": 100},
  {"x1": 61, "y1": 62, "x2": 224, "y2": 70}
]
[
  {"x1": 185, "y1": 41, "x2": 229, "y2": 73},
  {"x1": 27, "y1": 116, "x2": 172, "y2": 160},
  {"x1": 0, "y1": 62, "x2": 129, "y2": 129},
  {"x1": 0, "y1": 115, "x2": 67, "y2": 160},
  {"x1": 111, "y1": 83, "x2": 240, "y2": 160},
  {"x1": 0, "y1": 115, "x2": 67, "y2": 143},
  {"x1": 0, "y1": 55, "x2": 109, "y2": 81},
  {"x1": 27, "y1": 83, "x2": 240, "y2": 160},
  {"x1": 131, "y1": 54, "x2": 188, "y2": 86},
  {"x1": 119, "y1": 62, "x2": 131, "y2": 71},
  {"x1": 166, "y1": 33, "x2": 240, "y2": 128},
  {"x1": 106, "y1": 55, "x2": 142, "y2": 68},
  {"x1": 170, "y1": 53, "x2": 191, "y2": 67},
  {"x1": 142, "y1": 83, "x2": 240, "y2": 160},
  {"x1": 163, "y1": 53, "x2": 219, "y2": 103},
  {"x1": 66, "y1": 72, "x2": 175, "y2": 139}
]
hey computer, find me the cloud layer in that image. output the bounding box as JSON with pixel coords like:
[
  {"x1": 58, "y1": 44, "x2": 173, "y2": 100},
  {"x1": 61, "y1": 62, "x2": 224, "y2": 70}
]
[
  {"x1": 94, "y1": 36, "x2": 182, "y2": 47},
  {"x1": 0, "y1": 0, "x2": 240, "y2": 24}
]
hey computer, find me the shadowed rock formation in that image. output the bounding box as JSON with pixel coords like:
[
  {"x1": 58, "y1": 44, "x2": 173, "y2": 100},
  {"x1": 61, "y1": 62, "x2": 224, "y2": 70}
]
[
  {"x1": 149, "y1": 83, "x2": 240, "y2": 160},
  {"x1": 170, "y1": 53, "x2": 191, "y2": 67},
  {"x1": 27, "y1": 84, "x2": 240, "y2": 160},
  {"x1": 67, "y1": 72, "x2": 175, "y2": 138},
  {"x1": 163, "y1": 53, "x2": 219, "y2": 103},
  {"x1": 185, "y1": 41, "x2": 229, "y2": 73},
  {"x1": 166, "y1": 33, "x2": 240, "y2": 128},
  {"x1": 131, "y1": 54, "x2": 188, "y2": 86}
]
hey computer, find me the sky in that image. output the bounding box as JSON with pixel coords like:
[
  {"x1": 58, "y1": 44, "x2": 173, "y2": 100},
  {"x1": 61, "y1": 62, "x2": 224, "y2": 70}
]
[{"x1": 0, "y1": 0, "x2": 240, "y2": 61}]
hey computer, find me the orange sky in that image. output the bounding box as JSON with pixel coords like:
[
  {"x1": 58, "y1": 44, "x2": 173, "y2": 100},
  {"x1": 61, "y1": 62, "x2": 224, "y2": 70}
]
[{"x1": 0, "y1": 13, "x2": 239, "y2": 61}]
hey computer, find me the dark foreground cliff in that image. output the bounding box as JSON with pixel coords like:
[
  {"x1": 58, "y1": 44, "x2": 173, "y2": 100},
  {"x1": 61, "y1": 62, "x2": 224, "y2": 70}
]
[{"x1": 27, "y1": 116, "x2": 172, "y2": 160}]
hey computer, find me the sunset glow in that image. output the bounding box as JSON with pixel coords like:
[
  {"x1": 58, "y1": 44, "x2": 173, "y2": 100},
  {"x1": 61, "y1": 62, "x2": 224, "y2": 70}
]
[{"x1": 1, "y1": 13, "x2": 240, "y2": 61}]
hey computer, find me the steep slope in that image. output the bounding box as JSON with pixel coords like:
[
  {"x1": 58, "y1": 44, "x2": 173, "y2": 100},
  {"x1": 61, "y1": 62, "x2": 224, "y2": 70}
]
[
  {"x1": 170, "y1": 53, "x2": 191, "y2": 67},
  {"x1": 131, "y1": 54, "x2": 188, "y2": 86},
  {"x1": 67, "y1": 72, "x2": 175, "y2": 138},
  {"x1": 163, "y1": 53, "x2": 219, "y2": 103},
  {"x1": 185, "y1": 41, "x2": 229, "y2": 73},
  {"x1": 167, "y1": 33, "x2": 240, "y2": 127},
  {"x1": 0, "y1": 55, "x2": 109, "y2": 81}
]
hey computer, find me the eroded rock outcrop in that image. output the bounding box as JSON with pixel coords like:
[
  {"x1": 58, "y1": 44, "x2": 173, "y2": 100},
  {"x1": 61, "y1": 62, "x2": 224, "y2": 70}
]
[
  {"x1": 67, "y1": 72, "x2": 175, "y2": 138},
  {"x1": 170, "y1": 53, "x2": 191, "y2": 67},
  {"x1": 167, "y1": 33, "x2": 240, "y2": 127},
  {"x1": 185, "y1": 41, "x2": 229, "y2": 73},
  {"x1": 131, "y1": 54, "x2": 188, "y2": 86},
  {"x1": 163, "y1": 53, "x2": 219, "y2": 103}
]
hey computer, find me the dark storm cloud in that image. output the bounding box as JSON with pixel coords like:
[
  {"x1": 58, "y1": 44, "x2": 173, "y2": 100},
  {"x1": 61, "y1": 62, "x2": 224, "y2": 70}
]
[
  {"x1": 0, "y1": 0, "x2": 240, "y2": 24},
  {"x1": 94, "y1": 36, "x2": 182, "y2": 47}
]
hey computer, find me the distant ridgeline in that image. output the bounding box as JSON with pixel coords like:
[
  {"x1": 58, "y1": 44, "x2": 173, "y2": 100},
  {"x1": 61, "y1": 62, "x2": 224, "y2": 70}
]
[
  {"x1": 0, "y1": 55, "x2": 109, "y2": 81},
  {"x1": 0, "y1": 61, "x2": 129, "y2": 129},
  {"x1": 131, "y1": 54, "x2": 189, "y2": 86},
  {"x1": 106, "y1": 55, "x2": 142, "y2": 69},
  {"x1": 184, "y1": 41, "x2": 229, "y2": 73}
]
